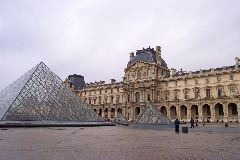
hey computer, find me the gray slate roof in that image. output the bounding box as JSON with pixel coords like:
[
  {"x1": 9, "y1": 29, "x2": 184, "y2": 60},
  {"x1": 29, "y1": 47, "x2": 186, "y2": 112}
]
[{"x1": 127, "y1": 49, "x2": 168, "y2": 68}]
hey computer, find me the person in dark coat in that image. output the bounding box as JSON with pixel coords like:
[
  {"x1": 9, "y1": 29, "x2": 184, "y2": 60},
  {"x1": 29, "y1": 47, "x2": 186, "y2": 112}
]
[
  {"x1": 174, "y1": 118, "x2": 180, "y2": 133},
  {"x1": 190, "y1": 118, "x2": 195, "y2": 128}
]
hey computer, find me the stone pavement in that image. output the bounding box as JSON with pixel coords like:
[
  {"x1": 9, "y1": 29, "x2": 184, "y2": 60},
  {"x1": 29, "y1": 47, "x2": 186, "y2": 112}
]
[{"x1": 0, "y1": 124, "x2": 240, "y2": 160}]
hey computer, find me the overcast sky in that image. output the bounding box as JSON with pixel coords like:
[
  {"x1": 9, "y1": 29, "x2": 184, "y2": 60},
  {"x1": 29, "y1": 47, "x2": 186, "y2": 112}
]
[{"x1": 0, "y1": 0, "x2": 240, "y2": 90}]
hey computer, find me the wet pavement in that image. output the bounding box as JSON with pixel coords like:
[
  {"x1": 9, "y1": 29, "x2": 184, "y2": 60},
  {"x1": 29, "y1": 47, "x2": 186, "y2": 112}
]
[{"x1": 0, "y1": 123, "x2": 240, "y2": 160}]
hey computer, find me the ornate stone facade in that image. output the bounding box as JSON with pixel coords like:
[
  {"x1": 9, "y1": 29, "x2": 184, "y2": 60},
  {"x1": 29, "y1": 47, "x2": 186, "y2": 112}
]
[{"x1": 65, "y1": 46, "x2": 240, "y2": 122}]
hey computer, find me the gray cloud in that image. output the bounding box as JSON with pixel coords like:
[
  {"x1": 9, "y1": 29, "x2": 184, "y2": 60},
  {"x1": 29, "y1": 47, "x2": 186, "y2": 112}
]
[{"x1": 0, "y1": 0, "x2": 240, "y2": 90}]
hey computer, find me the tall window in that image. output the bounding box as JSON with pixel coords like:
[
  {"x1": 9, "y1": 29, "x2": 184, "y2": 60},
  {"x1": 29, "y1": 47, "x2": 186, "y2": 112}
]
[
  {"x1": 135, "y1": 92, "x2": 140, "y2": 102},
  {"x1": 128, "y1": 74, "x2": 130, "y2": 81},
  {"x1": 184, "y1": 90, "x2": 189, "y2": 99},
  {"x1": 217, "y1": 88, "x2": 223, "y2": 97},
  {"x1": 137, "y1": 71, "x2": 141, "y2": 79},
  {"x1": 175, "y1": 81, "x2": 178, "y2": 87},
  {"x1": 147, "y1": 94, "x2": 151, "y2": 101},
  {"x1": 127, "y1": 94, "x2": 131, "y2": 102},
  {"x1": 230, "y1": 86, "x2": 236, "y2": 96},
  {"x1": 194, "y1": 89, "x2": 200, "y2": 98},
  {"x1": 165, "y1": 93, "x2": 169, "y2": 101},
  {"x1": 174, "y1": 91, "x2": 178, "y2": 100},
  {"x1": 99, "y1": 96, "x2": 102, "y2": 104},
  {"x1": 111, "y1": 96, "x2": 114, "y2": 103},
  {"x1": 147, "y1": 69, "x2": 150, "y2": 79},
  {"x1": 206, "y1": 89, "x2": 211, "y2": 98},
  {"x1": 104, "y1": 96, "x2": 108, "y2": 103},
  {"x1": 116, "y1": 96, "x2": 120, "y2": 104},
  {"x1": 230, "y1": 74, "x2": 234, "y2": 80}
]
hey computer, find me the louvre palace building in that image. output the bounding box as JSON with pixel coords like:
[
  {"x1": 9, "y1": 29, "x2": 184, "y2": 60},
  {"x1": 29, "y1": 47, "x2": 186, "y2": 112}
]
[{"x1": 65, "y1": 46, "x2": 240, "y2": 123}]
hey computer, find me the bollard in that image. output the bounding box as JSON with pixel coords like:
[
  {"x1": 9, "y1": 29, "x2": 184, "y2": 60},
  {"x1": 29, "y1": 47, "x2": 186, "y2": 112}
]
[{"x1": 182, "y1": 127, "x2": 188, "y2": 133}]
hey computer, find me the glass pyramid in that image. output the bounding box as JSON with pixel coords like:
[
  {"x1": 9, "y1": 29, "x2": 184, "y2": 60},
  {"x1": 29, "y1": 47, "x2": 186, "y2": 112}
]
[
  {"x1": 135, "y1": 102, "x2": 173, "y2": 125},
  {"x1": 0, "y1": 62, "x2": 104, "y2": 121},
  {"x1": 114, "y1": 113, "x2": 129, "y2": 125}
]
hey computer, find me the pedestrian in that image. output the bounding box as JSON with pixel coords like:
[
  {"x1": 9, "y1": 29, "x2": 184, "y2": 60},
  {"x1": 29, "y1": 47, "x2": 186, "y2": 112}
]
[
  {"x1": 195, "y1": 120, "x2": 198, "y2": 127},
  {"x1": 190, "y1": 118, "x2": 194, "y2": 128},
  {"x1": 174, "y1": 118, "x2": 180, "y2": 133},
  {"x1": 203, "y1": 119, "x2": 205, "y2": 126}
]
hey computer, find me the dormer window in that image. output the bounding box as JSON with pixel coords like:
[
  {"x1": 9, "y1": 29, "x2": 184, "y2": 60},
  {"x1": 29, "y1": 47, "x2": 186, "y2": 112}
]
[{"x1": 217, "y1": 75, "x2": 221, "y2": 82}]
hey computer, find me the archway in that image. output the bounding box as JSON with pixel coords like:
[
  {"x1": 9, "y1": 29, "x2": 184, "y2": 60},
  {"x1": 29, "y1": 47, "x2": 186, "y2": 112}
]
[
  {"x1": 99, "y1": 108, "x2": 102, "y2": 117},
  {"x1": 202, "y1": 104, "x2": 211, "y2": 121},
  {"x1": 170, "y1": 106, "x2": 177, "y2": 119},
  {"x1": 160, "y1": 106, "x2": 167, "y2": 117},
  {"x1": 228, "y1": 103, "x2": 238, "y2": 121},
  {"x1": 135, "y1": 107, "x2": 141, "y2": 118},
  {"x1": 110, "y1": 108, "x2": 116, "y2": 119},
  {"x1": 180, "y1": 105, "x2": 187, "y2": 120},
  {"x1": 117, "y1": 108, "x2": 122, "y2": 114},
  {"x1": 214, "y1": 103, "x2": 224, "y2": 122},
  {"x1": 191, "y1": 105, "x2": 198, "y2": 119},
  {"x1": 104, "y1": 108, "x2": 108, "y2": 120}
]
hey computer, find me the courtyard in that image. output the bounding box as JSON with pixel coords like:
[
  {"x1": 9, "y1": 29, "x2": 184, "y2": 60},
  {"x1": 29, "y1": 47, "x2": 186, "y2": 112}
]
[{"x1": 0, "y1": 123, "x2": 240, "y2": 160}]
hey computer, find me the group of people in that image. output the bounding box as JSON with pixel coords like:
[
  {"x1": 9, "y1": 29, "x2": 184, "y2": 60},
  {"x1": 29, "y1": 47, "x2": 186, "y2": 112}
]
[{"x1": 174, "y1": 117, "x2": 204, "y2": 133}]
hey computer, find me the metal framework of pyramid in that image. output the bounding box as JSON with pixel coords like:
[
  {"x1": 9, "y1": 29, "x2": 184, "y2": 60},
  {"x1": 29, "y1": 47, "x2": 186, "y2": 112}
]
[
  {"x1": 0, "y1": 62, "x2": 104, "y2": 121},
  {"x1": 135, "y1": 102, "x2": 173, "y2": 125},
  {"x1": 114, "y1": 113, "x2": 129, "y2": 125}
]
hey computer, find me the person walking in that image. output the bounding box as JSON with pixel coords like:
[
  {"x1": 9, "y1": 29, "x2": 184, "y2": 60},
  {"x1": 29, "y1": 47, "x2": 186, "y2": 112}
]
[
  {"x1": 174, "y1": 118, "x2": 180, "y2": 133},
  {"x1": 190, "y1": 118, "x2": 195, "y2": 128}
]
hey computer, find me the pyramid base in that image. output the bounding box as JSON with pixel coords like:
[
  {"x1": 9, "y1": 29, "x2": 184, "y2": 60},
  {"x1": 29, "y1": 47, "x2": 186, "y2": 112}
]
[
  {"x1": 130, "y1": 123, "x2": 174, "y2": 131},
  {"x1": 0, "y1": 121, "x2": 115, "y2": 128}
]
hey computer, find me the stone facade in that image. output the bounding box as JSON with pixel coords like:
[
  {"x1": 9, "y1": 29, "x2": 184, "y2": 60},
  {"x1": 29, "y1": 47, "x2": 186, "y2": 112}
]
[{"x1": 65, "y1": 46, "x2": 240, "y2": 122}]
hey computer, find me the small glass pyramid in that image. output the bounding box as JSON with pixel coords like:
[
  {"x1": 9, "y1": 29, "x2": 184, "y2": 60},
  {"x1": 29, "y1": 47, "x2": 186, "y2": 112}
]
[
  {"x1": 135, "y1": 102, "x2": 173, "y2": 125},
  {"x1": 0, "y1": 62, "x2": 103, "y2": 121}
]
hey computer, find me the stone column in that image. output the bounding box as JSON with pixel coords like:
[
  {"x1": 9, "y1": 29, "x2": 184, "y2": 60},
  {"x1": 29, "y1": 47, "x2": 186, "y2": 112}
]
[
  {"x1": 176, "y1": 106, "x2": 180, "y2": 120},
  {"x1": 223, "y1": 104, "x2": 229, "y2": 122},
  {"x1": 187, "y1": 105, "x2": 191, "y2": 122},
  {"x1": 198, "y1": 105, "x2": 203, "y2": 122},
  {"x1": 167, "y1": 107, "x2": 171, "y2": 119},
  {"x1": 238, "y1": 101, "x2": 240, "y2": 123},
  {"x1": 108, "y1": 108, "x2": 111, "y2": 120},
  {"x1": 210, "y1": 105, "x2": 215, "y2": 122}
]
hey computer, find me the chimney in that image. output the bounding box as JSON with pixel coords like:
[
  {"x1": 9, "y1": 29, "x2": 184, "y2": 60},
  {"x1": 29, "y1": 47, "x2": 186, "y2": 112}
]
[
  {"x1": 110, "y1": 79, "x2": 116, "y2": 84},
  {"x1": 129, "y1": 52, "x2": 134, "y2": 59},
  {"x1": 235, "y1": 57, "x2": 240, "y2": 68},
  {"x1": 156, "y1": 46, "x2": 161, "y2": 65}
]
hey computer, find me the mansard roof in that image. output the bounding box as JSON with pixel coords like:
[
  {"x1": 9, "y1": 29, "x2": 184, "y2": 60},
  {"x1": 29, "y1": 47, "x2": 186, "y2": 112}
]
[{"x1": 127, "y1": 47, "x2": 168, "y2": 68}]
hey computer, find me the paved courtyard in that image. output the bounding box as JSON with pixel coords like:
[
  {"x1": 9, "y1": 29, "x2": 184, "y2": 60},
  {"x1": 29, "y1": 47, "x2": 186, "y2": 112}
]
[{"x1": 0, "y1": 123, "x2": 240, "y2": 160}]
